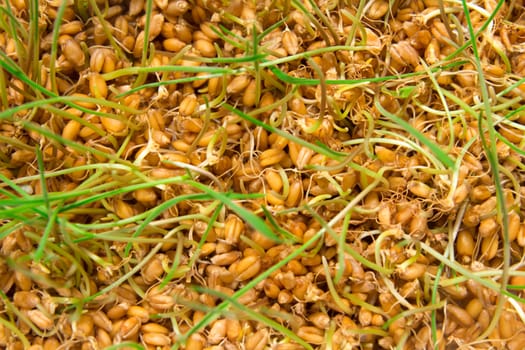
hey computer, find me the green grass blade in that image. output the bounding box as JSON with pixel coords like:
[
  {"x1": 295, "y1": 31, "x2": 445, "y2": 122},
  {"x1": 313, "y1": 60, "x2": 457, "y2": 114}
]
[{"x1": 374, "y1": 97, "x2": 456, "y2": 170}]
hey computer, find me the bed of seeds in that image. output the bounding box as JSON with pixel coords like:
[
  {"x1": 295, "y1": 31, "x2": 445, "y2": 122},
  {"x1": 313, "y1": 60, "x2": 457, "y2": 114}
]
[{"x1": 1, "y1": 0, "x2": 525, "y2": 349}]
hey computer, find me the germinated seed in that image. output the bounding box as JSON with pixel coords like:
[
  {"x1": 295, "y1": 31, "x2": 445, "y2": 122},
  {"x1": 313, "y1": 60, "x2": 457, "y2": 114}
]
[
  {"x1": 61, "y1": 39, "x2": 85, "y2": 68},
  {"x1": 27, "y1": 310, "x2": 54, "y2": 331}
]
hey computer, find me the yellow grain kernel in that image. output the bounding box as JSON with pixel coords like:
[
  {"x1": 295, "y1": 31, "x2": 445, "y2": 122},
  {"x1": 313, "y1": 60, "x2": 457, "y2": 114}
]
[
  {"x1": 61, "y1": 38, "x2": 85, "y2": 67},
  {"x1": 208, "y1": 319, "x2": 227, "y2": 345},
  {"x1": 285, "y1": 179, "x2": 302, "y2": 207},
  {"x1": 264, "y1": 170, "x2": 283, "y2": 193},
  {"x1": 95, "y1": 328, "x2": 112, "y2": 348},
  {"x1": 90, "y1": 48, "x2": 106, "y2": 73},
  {"x1": 178, "y1": 94, "x2": 198, "y2": 116},
  {"x1": 141, "y1": 323, "x2": 170, "y2": 334},
  {"x1": 480, "y1": 234, "x2": 499, "y2": 260},
  {"x1": 479, "y1": 216, "x2": 499, "y2": 237},
  {"x1": 375, "y1": 145, "x2": 396, "y2": 163},
  {"x1": 148, "y1": 13, "x2": 164, "y2": 39},
  {"x1": 456, "y1": 230, "x2": 475, "y2": 257},
  {"x1": 227, "y1": 75, "x2": 251, "y2": 94},
  {"x1": 226, "y1": 319, "x2": 242, "y2": 342},
  {"x1": 397, "y1": 262, "x2": 426, "y2": 281},
  {"x1": 453, "y1": 182, "x2": 470, "y2": 204},
  {"x1": 235, "y1": 255, "x2": 261, "y2": 281},
  {"x1": 245, "y1": 329, "x2": 268, "y2": 350},
  {"x1": 508, "y1": 210, "x2": 520, "y2": 242},
  {"x1": 282, "y1": 30, "x2": 299, "y2": 55},
  {"x1": 425, "y1": 38, "x2": 440, "y2": 65},
  {"x1": 143, "y1": 332, "x2": 171, "y2": 346},
  {"x1": 407, "y1": 180, "x2": 434, "y2": 198},
  {"x1": 390, "y1": 40, "x2": 419, "y2": 67},
  {"x1": 89, "y1": 73, "x2": 108, "y2": 99},
  {"x1": 260, "y1": 148, "x2": 286, "y2": 167},
  {"x1": 100, "y1": 116, "x2": 127, "y2": 135},
  {"x1": 114, "y1": 199, "x2": 136, "y2": 219},
  {"x1": 224, "y1": 214, "x2": 244, "y2": 245},
  {"x1": 292, "y1": 146, "x2": 314, "y2": 169},
  {"x1": 89, "y1": 311, "x2": 112, "y2": 332},
  {"x1": 119, "y1": 316, "x2": 141, "y2": 339},
  {"x1": 102, "y1": 53, "x2": 116, "y2": 73},
  {"x1": 367, "y1": 0, "x2": 388, "y2": 19},
  {"x1": 297, "y1": 326, "x2": 324, "y2": 344},
  {"x1": 200, "y1": 22, "x2": 220, "y2": 40},
  {"x1": 465, "y1": 298, "x2": 483, "y2": 319},
  {"x1": 210, "y1": 251, "x2": 241, "y2": 266},
  {"x1": 13, "y1": 291, "x2": 40, "y2": 309},
  {"x1": 61, "y1": 120, "x2": 82, "y2": 141},
  {"x1": 75, "y1": 314, "x2": 94, "y2": 337},
  {"x1": 447, "y1": 304, "x2": 474, "y2": 327},
  {"x1": 242, "y1": 79, "x2": 257, "y2": 107},
  {"x1": 165, "y1": 0, "x2": 189, "y2": 18},
  {"x1": 27, "y1": 310, "x2": 54, "y2": 331},
  {"x1": 194, "y1": 39, "x2": 216, "y2": 58}
]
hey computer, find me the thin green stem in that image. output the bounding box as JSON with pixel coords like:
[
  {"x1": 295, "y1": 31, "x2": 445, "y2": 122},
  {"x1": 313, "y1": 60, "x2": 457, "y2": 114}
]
[{"x1": 461, "y1": 0, "x2": 510, "y2": 341}]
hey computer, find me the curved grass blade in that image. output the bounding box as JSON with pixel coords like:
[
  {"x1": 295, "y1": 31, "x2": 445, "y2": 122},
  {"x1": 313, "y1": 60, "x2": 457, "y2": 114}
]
[{"x1": 374, "y1": 98, "x2": 456, "y2": 170}]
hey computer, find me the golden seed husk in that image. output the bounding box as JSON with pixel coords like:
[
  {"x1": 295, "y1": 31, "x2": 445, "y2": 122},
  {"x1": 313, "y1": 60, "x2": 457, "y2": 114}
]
[
  {"x1": 456, "y1": 230, "x2": 475, "y2": 257},
  {"x1": 88, "y1": 73, "x2": 108, "y2": 99},
  {"x1": 234, "y1": 255, "x2": 261, "y2": 281},
  {"x1": 367, "y1": 0, "x2": 389, "y2": 19},
  {"x1": 90, "y1": 311, "x2": 112, "y2": 332},
  {"x1": 282, "y1": 30, "x2": 299, "y2": 56},
  {"x1": 407, "y1": 180, "x2": 434, "y2": 198},
  {"x1": 62, "y1": 119, "x2": 81, "y2": 141},
  {"x1": 227, "y1": 75, "x2": 251, "y2": 94},
  {"x1": 61, "y1": 38, "x2": 85, "y2": 68},
  {"x1": 75, "y1": 314, "x2": 94, "y2": 337},
  {"x1": 479, "y1": 216, "x2": 499, "y2": 238},
  {"x1": 27, "y1": 310, "x2": 54, "y2": 331},
  {"x1": 259, "y1": 148, "x2": 286, "y2": 167},
  {"x1": 246, "y1": 328, "x2": 269, "y2": 350},
  {"x1": 96, "y1": 328, "x2": 112, "y2": 348},
  {"x1": 397, "y1": 262, "x2": 427, "y2": 281},
  {"x1": 465, "y1": 298, "x2": 483, "y2": 320},
  {"x1": 143, "y1": 332, "x2": 171, "y2": 346},
  {"x1": 127, "y1": 305, "x2": 150, "y2": 323},
  {"x1": 390, "y1": 40, "x2": 419, "y2": 67},
  {"x1": 208, "y1": 319, "x2": 227, "y2": 345},
  {"x1": 296, "y1": 326, "x2": 324, "y2": 344},
  {"x1": 194, "y1": 39, "x2": 216, "y2": 58},
  {"x1": 446, "y1": 304, "x2": 474, "y2": 327},
  {"x1": 120, "y1": 316, "x2": 141, "y2": 339},
  {"x1": 481, "y1": 234, "x2": 499, "y2": 260},
  {"x1": 13, "y1": 291, "x2": 40, "y2": 309}
]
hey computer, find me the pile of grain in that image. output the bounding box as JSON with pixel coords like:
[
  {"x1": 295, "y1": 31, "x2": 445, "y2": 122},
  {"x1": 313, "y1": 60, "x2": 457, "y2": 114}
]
[{"x1": 1, "y1": 0, "x2": 525, "y2": 349}]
